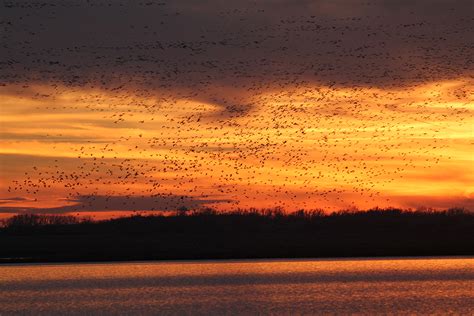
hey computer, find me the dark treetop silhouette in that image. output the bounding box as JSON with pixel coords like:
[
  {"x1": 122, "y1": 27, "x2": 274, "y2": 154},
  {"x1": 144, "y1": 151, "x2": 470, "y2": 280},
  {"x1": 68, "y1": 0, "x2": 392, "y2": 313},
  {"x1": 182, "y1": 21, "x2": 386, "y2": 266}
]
[{"x1": 1, "y1": 207, "x2": 472, "y2": 263}]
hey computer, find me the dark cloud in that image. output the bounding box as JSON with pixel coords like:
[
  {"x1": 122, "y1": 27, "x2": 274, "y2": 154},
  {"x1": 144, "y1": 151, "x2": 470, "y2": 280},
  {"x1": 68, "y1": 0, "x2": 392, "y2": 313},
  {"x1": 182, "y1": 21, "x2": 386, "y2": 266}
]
[
  {"x1": 394, "y1": 196, "x2": 474, "y2": 211},
  {"x1": 1, "y1": 0, "x2": 472, "y2": 114},
  {"x1": 0, "y1": 132, "x2": 111, "y2": 143},
  {"x1": 0, "y1": 197, "x2": 32, "y2": 203},
  {"x1": 0, "y1": 194, "x2": 231, "y2": 214}
]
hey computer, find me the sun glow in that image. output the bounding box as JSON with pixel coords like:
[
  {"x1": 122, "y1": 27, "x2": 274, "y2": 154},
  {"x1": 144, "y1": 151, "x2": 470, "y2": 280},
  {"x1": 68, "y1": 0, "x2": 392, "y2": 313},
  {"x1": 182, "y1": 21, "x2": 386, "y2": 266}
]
[{"x1": 1, "y1": 78, "x2": 472, "y2": 217}]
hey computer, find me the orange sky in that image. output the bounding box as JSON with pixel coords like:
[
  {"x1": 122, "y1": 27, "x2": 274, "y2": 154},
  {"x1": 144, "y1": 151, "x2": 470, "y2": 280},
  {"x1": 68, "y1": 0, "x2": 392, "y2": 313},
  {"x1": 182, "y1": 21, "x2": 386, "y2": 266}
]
[
  {"x1": 1, "y1": 0, "x2": 473, "y2": 218},
  {"x1": 1, "y1": 78, "x2": 472, "y2": 218}
]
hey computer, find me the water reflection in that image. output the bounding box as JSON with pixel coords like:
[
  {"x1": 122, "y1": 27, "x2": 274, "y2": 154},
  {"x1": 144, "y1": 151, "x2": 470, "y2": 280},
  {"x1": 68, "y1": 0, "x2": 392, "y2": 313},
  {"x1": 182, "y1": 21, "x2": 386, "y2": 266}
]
[{"x1": 1, "y1": 258, "x2": 473, "y2": 314}]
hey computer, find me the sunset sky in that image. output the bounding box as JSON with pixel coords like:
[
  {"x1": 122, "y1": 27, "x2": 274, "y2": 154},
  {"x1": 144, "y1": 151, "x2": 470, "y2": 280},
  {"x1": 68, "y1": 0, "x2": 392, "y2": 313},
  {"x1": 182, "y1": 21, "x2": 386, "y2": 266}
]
[{"x1": 0, "y1": 0, "x2": 472, "y2": 218}]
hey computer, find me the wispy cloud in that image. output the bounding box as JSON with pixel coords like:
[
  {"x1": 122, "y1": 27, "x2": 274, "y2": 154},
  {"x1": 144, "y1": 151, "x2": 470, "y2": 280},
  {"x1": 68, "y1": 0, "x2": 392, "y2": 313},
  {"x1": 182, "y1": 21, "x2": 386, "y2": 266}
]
[
  {"x1": 0, "y1": 195, "x2": 231, "y2": 214},
  {"x1": 394, "y1": 196, "x2": 474, "y2": 211}
]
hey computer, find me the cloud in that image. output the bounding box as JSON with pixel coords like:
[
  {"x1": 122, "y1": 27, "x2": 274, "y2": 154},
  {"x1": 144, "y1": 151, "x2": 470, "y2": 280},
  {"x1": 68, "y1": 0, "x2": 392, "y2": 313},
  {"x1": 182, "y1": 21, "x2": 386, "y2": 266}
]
[
  {"x1": 0, "y1": 132, "x2": 111, "y2": 143},
  {"x1": 0, "y1": 194, "x2": 231, "y2": 214},
  {"x1": 0, "y1": 197, "x2": 32, "y2": 203},
  {"x1": 393, "y1": 195, "x2": 474, "y2": 211},
  {"x1": 1, "y1": 0, "x2": 472, "y2": 115}
]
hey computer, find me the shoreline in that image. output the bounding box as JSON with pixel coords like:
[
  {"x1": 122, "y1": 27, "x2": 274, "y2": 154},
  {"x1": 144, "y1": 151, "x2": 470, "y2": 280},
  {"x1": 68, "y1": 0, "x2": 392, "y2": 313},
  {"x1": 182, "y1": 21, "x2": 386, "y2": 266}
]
[{"x1": 2, "y1": 254, "x2": 473, "y2": 266}]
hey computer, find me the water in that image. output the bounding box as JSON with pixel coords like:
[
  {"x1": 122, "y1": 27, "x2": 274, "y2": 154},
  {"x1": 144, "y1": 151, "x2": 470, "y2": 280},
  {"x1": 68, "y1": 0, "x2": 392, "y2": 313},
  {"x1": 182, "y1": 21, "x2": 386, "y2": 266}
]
[{"x1": 0, "y1": 257, "x2": 472, "y2": 315}]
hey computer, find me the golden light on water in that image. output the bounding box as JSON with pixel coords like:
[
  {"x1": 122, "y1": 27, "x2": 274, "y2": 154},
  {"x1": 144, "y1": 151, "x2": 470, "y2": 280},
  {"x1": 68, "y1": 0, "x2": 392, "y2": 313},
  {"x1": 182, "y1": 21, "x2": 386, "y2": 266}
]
[{"x1": 1, "y1": 258, "x2": 473, "y2": 314}]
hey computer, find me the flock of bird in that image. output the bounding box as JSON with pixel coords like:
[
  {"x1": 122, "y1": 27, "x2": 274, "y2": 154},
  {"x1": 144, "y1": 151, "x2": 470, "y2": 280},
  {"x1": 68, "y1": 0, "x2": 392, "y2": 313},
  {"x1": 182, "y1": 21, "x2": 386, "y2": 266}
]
[{"x1": 1, "y1": 0, "x2": 472, "y2": 214}]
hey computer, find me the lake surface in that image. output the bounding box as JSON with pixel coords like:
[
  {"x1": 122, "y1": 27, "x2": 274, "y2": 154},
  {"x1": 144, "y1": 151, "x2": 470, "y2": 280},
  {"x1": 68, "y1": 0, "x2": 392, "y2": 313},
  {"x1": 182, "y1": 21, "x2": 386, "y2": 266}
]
[{"x1": 0, "y1": 257, "x2": 473, "y2": 315}]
